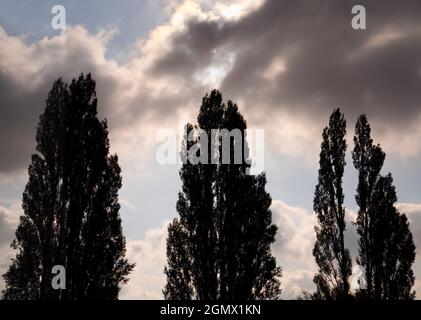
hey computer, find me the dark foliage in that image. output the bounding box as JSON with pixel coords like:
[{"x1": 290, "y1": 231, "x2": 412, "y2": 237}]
[
  {"x1": 312, "y1": 109, "x2": 352, "y2": 299},
  {"x1": 164, "y1": 90, "x2": 281, "y2": 300},
  {"x1": 2, "y1": 74, "x2": 134, "y2": 300},
  {"x1": 353, "y1": 115, "x2": 415, "y2": 300}
]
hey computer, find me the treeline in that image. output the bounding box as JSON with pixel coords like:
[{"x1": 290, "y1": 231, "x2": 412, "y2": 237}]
[
  {"x1": 1, "y1": 74, "x2": 416, "y2": 300},
  {"x1": 311, "y1": 110, "x2": 415, "y2": 300}
]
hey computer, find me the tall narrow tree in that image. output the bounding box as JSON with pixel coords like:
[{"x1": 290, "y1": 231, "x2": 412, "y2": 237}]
[
  {"x1": 353, "y1": 115, "x2": 415, "y2": 299},
  {"x1": 164, "y1": 90, "x2": 281, "y2": 300},
  {"x1": 164, "y1": 218, "x2": 194, "y2": 300},
  {"x1": 352, "y1": 114, "x2": 385, "y2": 297},
  {"x1": 2, "y1": 74, "x2": 133, "y2": 300},
  {"x1": 370, "y1": 174, "x2": 415, "y2": 299},
  {"x1": 313, "y1": 109, "x2": 352, "y2": 299}
]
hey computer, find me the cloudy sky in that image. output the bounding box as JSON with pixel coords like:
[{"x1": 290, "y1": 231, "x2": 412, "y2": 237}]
[{"x1": 1, "y1": 0, "x2": 421, "y2": 299}]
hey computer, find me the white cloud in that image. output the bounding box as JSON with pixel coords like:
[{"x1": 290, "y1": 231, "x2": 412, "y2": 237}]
[
  {"x1": 272, "y1": 200, "x2": 316, "y2": 269},
  {"x1": 271, "y1": 200, "x2": 317, "y2": 298},
  {"x1": 120, "y1": 221, "x2": 170, "y2": 300}
]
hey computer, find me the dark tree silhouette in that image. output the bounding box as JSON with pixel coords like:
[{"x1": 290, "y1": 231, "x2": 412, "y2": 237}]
[
  {"x1": 370, "y1": 175, "x2": 416, "y2": 299},
  {"x1": 2, "y1": 74, "x2": 134, "y2": 300},
  {"x1": 164, "y1": 218, "x2": 194, "y2": 300},
  {"x1": 312, "y1": 109, "x2": 352, "y2": 300},
  {"x1": 352, "y1": 114, "x2": 385, "y2": 298},
  {"x1": 353, "y1": 115, "x2": 415, "y2": 300},
  {"x1": 164, "y1": 90, "x2": 281, "y2": 300}
]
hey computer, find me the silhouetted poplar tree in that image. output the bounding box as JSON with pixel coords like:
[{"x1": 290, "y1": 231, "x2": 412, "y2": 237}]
[
  {"x1": 352, "y1": 114, "x2": 385, "y2": 298},
  {"x1": 370, "y1": 175, "x2": 415, "y2": 299},
  {"x1": 164, "y1": 218, "x2": 194, "y2": 300},
  {"x1": 2, "y1": 74, "x2": 133, "y2": 300},
  {"x1": 164, "y1": 90, "x2": 281, "y2": 300},
  {"x1": 353, "y1": 115, "x2": 415, "y2": 300},
  {"x1": 313, "y1": 109, "x2": 352, "y2": 299}
]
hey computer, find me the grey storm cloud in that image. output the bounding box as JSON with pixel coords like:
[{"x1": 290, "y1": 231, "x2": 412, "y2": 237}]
[
  {"x1": 157, "y1": 0, "x2": 421, "y2": 126},
  {"x1": 2, "y1": 0, "x2": 421, "y2": 173},
  {"x1": 0, "y1": 72, "x2": 42, "y2": 172}
]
